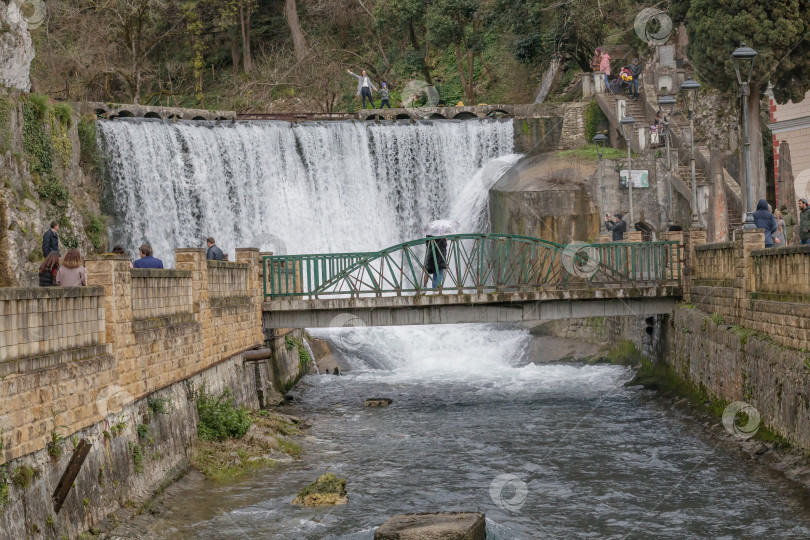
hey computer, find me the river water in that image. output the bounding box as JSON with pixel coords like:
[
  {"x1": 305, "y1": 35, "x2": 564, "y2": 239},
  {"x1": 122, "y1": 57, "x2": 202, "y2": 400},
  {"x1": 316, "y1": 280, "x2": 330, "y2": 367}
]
[
  {"x1": 147, "y1": 324, "x2": 810, "y2": 539},
  {"x1": 97, "y1": 118, "x2": 810, "y2": 538}
]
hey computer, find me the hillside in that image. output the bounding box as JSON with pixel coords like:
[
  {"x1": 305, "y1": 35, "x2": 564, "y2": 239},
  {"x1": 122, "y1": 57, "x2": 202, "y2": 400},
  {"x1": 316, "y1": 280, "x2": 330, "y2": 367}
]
[{"x1": 29, "y1": 0, "x2": 653, "y2": 112}]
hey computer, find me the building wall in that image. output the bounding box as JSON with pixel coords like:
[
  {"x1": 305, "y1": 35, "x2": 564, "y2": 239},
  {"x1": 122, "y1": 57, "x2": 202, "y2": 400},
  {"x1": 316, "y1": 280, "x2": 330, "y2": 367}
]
[{"x1": 769, "y1": 91, "x2": 810, "y2": 201}]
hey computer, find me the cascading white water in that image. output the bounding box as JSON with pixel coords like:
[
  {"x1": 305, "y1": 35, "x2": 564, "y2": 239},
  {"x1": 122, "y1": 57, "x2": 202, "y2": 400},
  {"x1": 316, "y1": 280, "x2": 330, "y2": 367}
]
[
  {"x1": 99, "y1": 117, "x2": 523, "y2": 382},
  {"x1": 98, "y1": 119, "x2": 516, "y2": 263}
]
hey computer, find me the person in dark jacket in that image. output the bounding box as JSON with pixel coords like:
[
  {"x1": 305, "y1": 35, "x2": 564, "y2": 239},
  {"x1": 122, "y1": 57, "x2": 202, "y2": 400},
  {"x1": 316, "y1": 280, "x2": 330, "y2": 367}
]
[
  {"x1": 38, "y1": 251, "x2": 60, "y2": 286},
  {"x1": 42, "y1": 221, "x2": 59, "y2": 258},
  {"x1": 422, "y1": 236, "x2": 448, "y2": 289},
  {"x1": 627, "y1": 58, "x2": 642, "y2": 99},
  {"x1": 206, "y1": 237, "x2": 224, "y2": 261},
  {"x1": 752, "y1": 198, "x2": 778, "y2": 247},
  {"x1": 799, "y1": 198, "x2": 810, "y2": 245},
  {"x1": 605, "y1": 213, "x2": 627, "y2": 241},
  {"x1": 132, "y1": 244, "x2": 164, "y2": 269}
]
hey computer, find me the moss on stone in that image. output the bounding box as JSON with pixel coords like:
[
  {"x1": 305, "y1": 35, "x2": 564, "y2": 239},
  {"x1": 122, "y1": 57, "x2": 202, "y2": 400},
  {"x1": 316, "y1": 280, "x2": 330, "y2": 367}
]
[{"x1": 293, "y1": 473, "x2": 347, "y2": 506}]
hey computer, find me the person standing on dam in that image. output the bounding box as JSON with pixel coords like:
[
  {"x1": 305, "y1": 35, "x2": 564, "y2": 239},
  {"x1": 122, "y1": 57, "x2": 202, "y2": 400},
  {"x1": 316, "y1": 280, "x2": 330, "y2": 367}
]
[{"x1": 347, "y1": 69, "x2": 378, "y2": 109}]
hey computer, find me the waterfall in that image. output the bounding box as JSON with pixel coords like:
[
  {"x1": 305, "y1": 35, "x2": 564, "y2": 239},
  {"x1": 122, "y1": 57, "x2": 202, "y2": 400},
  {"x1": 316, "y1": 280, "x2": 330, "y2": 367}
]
[{"x1": 98, "y1": 119, "x2": 516, "y2": 264}]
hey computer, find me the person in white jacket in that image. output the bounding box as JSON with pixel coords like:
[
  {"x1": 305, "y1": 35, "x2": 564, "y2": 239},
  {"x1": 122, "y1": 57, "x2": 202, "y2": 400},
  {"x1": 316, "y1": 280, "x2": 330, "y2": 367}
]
[{"x1": 347, "y1": 69, "x2": 377, "y2": 109}]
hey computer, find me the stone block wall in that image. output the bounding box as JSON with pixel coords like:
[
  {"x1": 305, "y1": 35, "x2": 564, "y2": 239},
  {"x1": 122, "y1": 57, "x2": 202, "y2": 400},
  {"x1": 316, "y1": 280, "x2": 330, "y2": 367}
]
[
  {"x1": 0, "y1": 287, "x2": 106, "y2": 374},
  {"x1": 687, "y1": 229, "x2": 810, "y2": 350},
  {"x1": 0, "y1": 249, "x2": 266, "y2": 465},
  {"x1": 130, "y1": 269, "x2": 193, "y2": 321}
]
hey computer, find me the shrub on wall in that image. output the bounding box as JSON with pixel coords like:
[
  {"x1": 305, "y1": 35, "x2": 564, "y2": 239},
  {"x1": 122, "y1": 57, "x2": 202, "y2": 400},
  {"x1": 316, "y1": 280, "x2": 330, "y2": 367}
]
[
  {"x1": 196, "y1": 387, "x2": 252, "y2": 441},
  {"x1": 585, "y1": 99, "x2": 608, "y2": 141}
]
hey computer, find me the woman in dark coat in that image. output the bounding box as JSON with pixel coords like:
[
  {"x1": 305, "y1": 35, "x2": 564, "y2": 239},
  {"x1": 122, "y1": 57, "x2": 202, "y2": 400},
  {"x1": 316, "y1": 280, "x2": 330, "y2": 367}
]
[
  {"x1": 38, "y1": 251, "x2": 60, "y2": 286},
  {"x1": 423, "y1": 236, "x2": 448, "y2": 289}
]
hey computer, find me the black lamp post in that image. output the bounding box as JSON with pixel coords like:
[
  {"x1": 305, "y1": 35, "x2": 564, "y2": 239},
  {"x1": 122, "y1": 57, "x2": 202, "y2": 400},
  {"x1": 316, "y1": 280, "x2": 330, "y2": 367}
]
[
  {"x1": 732, "y1": 42, "x2": 758, "y2": 228},
  {"x1": 657, "y1": 94, "x2": 677, "y2": 226},
  {"x1": 593, "y1": 134, "x2": 608, "y2": 229},
  {"x1": 620, "y1": 115, "x2": 636, "y2": 225},
  {"x1": 680, "y1": 77, "x2": 702, "y2": 227}
]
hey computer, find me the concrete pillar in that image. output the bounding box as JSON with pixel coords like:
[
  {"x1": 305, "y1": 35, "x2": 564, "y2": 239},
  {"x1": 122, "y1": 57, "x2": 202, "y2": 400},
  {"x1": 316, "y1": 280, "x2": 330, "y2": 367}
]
[
  {"x1": 583, "y1": 75, "x2": 594, "y2": 98},
  {"x1": 638, "y1": 126, "x2": 648, "y2": 151},
  {"x1": 175, "y1": 248, "x2": 208, "y2": 368},
  {"x1": 625, "y1": 231, "x2": 643, "y2": 242},
  {"x1": 683, "y1": 227, "x2": 707, "y2": 299},
  {"x1": 735, "y1": 229, "x2": 764, "y2": 316},
  {"x1": 85, "y1": 255, "x2": 133, "y2": 350},
  {"x1": 594, "y1": 73, "x2": 606, "y2": 94},
  {"x1": 236, "y1": 247, "x2": 264, "y2": 346}
]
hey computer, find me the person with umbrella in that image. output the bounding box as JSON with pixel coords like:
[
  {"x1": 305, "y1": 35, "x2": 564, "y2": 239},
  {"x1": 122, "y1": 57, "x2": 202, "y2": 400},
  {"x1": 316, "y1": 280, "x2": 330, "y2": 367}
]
[{"x1": 422, "y1": 220, "x2": 458, "y2": 290}]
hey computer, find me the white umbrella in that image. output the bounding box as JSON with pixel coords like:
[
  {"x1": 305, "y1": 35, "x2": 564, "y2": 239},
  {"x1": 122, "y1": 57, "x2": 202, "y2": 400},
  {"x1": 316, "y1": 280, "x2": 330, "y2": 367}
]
[{"x1": 423, "y1": 219, "x2": 461, "y2": 236}]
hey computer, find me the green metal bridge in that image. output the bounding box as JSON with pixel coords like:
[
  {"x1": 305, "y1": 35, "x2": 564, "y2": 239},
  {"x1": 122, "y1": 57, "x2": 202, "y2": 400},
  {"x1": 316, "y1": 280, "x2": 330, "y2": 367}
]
[{"x1": 261, "y1": 234, "x2": 682, "y2": 328}]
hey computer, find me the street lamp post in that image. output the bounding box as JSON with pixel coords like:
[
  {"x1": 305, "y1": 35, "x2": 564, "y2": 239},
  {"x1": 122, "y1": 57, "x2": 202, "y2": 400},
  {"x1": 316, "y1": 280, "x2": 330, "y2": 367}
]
[
  {"x1": 620, "y1": 115, "x2": 637, "y2": 226},
  {"x1": 732, "y1": 42, "x2": 758, "y2": 228},
  {"x1": 657, "y1": 94, "x2": 677, "y2": 227},
  {"x1": 680, "y1": 77, "x2": 702, "y2": 227},
  {"x1": 593, "y1": 133, "x2": 608, "y2": 230}
]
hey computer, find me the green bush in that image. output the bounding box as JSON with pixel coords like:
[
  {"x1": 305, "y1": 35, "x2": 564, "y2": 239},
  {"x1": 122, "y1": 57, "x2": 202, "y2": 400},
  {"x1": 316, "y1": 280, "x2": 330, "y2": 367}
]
[
  {"x1": 36, "y1": 176, "x2": 69, "y2": 209},
  {"x1": 77, "y1": 115, "x2": 98, "y2": 169},
  {"x1": 53, "y1": 102, "x2": 73, "y2": 129},
  {"x1": 84, "y1": 215, "x2": 106, "y2": 253},
  {"x1": 196, "y1": 387, "x2": 252, "y2": 442},
  {"x1": 585, "y1": 99, "x2": 608, "y2": 141}
]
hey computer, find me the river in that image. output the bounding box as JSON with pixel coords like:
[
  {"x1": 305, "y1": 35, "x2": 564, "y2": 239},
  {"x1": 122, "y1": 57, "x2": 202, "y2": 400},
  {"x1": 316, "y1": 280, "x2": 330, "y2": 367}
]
[{"x1": 140, "y1": 324, "x2": 810, "y2": 539}]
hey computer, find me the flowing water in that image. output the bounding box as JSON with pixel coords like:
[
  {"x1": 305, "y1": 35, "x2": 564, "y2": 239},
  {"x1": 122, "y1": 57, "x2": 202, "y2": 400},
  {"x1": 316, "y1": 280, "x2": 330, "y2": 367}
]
[{"x1": 98, "y1": 119, "x2": 810, "y2": 538}]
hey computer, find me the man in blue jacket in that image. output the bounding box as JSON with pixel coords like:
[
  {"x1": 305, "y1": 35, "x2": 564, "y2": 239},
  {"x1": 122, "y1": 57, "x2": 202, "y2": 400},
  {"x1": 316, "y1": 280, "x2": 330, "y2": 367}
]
[
  {"x1": 752, "y1": 199, "x2": 778, "y2": 248},
  {"x1": 133, "y1": 244, "x2": 164, "y2": 268},
  {"x1": 206, "y1": 237, "x2": 224, "y2": 261},
  {"x1": 42, "y1": 221, "x2": 59, "y2": 258}
]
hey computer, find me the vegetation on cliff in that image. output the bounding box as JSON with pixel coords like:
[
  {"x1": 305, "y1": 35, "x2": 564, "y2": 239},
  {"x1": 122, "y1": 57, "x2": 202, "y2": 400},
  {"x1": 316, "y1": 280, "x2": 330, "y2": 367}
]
[{"x1": 30, "y1": 0, "x2": 656, "y2": 112}]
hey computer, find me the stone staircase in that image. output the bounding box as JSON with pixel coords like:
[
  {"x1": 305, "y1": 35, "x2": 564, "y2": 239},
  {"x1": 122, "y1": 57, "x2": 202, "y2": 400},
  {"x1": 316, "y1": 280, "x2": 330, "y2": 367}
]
[{"x1": 677, "y1": 164, "x2": 707, "y2": 188}]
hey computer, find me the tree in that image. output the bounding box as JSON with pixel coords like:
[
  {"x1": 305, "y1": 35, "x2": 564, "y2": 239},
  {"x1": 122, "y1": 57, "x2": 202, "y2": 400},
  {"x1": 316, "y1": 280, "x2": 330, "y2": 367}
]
[
  {"x1": 216, "y1": 0, "x2": 257, "y2": 72},
  {"x1": 686, "y1": 0, "x2": 810, "y2": 205},
  {"x1": 426, "y1": 0, "x2": 481, "y2": 104},
  {"x1": 375, "y1": 0, "x2": 433, "y2": 84},
  {"x1": 285, "y1": 0, "x2": 308, "y2": 61}
]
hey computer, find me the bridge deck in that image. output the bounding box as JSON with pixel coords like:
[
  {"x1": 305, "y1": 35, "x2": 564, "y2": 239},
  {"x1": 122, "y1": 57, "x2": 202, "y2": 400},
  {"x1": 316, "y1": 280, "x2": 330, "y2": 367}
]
[{"x1": 262, "y1": 285, "x2": 682, "y2": 328}]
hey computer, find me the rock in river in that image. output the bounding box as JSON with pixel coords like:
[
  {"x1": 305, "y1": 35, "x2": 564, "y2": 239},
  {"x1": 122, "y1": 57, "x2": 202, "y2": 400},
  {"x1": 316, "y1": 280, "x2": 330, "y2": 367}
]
[
  {"x1": 364, "y1": 398, "x2": 393, "y2": 407},
  {"x1": 292, "y1": 473, "x2": 348, "y2": 506},
  {"x1": 374, "y1": 512, "x2": 486, "y2": 540}
]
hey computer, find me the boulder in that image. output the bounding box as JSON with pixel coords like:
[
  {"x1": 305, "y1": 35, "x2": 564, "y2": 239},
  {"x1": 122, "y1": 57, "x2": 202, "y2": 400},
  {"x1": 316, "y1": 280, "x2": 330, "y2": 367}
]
[
  {"x1": 292, "y1": 473, "x2": 348, "y2": 507},
  {"x1": 364, "y1": 398, "x2": 393, "y2": 407},
  {"x1": 374, "y1": 512, "x2": 486, "y2": 540}
]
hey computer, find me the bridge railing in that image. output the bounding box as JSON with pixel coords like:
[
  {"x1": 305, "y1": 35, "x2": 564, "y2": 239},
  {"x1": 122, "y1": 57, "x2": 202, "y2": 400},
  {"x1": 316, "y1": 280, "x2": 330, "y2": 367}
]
[{"x1": 262, "y1": 235, "x2": 681, "y2": 300}]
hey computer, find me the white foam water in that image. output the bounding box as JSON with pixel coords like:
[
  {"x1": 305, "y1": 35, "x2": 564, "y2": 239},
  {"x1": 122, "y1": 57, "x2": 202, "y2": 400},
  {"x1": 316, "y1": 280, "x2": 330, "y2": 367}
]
[{"x1": 98, "y1": 118, "x2": 515, "y2": 264}]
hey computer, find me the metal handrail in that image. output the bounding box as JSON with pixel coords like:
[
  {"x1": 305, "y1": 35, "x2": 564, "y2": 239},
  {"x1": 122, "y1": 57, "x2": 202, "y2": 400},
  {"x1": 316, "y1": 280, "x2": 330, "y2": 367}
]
[{"x1": 262, "y1": 234, "x2": 681, "y2": 299}]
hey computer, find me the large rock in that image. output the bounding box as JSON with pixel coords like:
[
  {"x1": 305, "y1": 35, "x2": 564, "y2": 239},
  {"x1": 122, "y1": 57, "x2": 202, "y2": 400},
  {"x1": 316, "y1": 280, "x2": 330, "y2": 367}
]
[
  {"x1": 374, "y1": 512, "x2": 486, "y2": 540},
  {"x1": 292, "y1": 473, "x2": 348, "y2": 506},
  {"x1": 0, "y1": 1, "x2": 35, "y2": 91}
]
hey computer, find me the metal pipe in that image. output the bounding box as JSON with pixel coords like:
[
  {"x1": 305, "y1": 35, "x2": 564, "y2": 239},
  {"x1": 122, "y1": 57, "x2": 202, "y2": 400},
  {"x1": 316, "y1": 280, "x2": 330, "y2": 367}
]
[
  {"x1": 665, "y1": 126, "x2": 673, "y2": 226},
  {"x1": 742, "y1": 81, "x2": 755, "y2": 227},
  {"x1": 689, "y1": 110, "x2": 699, "y2": 226},
  {"x1": 627, "y1": 141, "x2": 634, "y2": 225}
]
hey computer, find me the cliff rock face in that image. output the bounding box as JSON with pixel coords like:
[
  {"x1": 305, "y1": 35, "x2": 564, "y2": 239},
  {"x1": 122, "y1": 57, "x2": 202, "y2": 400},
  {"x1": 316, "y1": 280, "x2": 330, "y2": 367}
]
[{"x1": 0, "y1": 1, "x2": 35, "y2": 91}]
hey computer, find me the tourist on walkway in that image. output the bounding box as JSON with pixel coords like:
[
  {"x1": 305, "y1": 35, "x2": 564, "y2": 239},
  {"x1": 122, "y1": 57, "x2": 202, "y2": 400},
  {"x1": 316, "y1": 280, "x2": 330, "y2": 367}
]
[
  {"x1": 111, "y1": 245, "x2": 134, "y2": 268},
  {"x1": 799, "y1": 198, "x2": 810, "y2": 245},
  {"x1": 346, "y1": 69, "x2": 377, "y2": 109},
  {"x1": 38, "y1": 251, "x2": 60, "y2": 287},
  {"x1": 423, "y1": 236, "x2": 448, "y2": 289},
  {"x1": 380, "y1": 83, "x2": 391, "y2": 109},
  {"x1": 605, "y1": 213, "x2": 627, "y2": 241},
  {"x1": 752, "y1": 199, "x2": 778, "y2": 248},
  {"x1": 133, "y1": 244, "x2": 164, "y2": 269},
  {"x1": 590, "y1": 48, "x2": 602, "y2": 71},
  {"x1": 627, "y1": 58, "x2": 642, "y2": 100},
  {"x1": 782, "y1": 205, "x2": 797, "y2": 245},
  {"x1": 42, "y1": 221, "x2": 59, "y2": 258},
  {"x1": 55, "y1": 249, "x2": 86, "y2": 286},
  {"x1": 599, "y1": 52, "x2": 611, "y2": 87},
  {"x1": 774, "y1": 210, "x2": 787, "y2": 248},
  {"x1": 206, "y1": 237, "x2": 224, "y2": 261}
]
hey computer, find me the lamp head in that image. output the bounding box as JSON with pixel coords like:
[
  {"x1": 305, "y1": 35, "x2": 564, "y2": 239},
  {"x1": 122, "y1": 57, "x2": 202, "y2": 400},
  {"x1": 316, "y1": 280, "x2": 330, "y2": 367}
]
[
  {"x1": 657, "y1": 94, "x2": 676, "y2": 116},
  {"x1": 592, "y1": 133, "x2": 608, "y2": 159},
  {"x1": 619, "y1": 115, "x2": 635, "y2": 140},
  {"x1": 680, "y1": 77, "x2": 701, "y2": 111},
  {"x1": 731, "y1": 42, "x2": 757, "y2": 85}
]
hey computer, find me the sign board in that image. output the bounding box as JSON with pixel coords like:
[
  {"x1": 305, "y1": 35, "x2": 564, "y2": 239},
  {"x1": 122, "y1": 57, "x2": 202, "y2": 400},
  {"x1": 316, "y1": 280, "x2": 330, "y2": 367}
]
[{"x1": 620, "y1": 170, "x2": 649, "y2": 188}]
